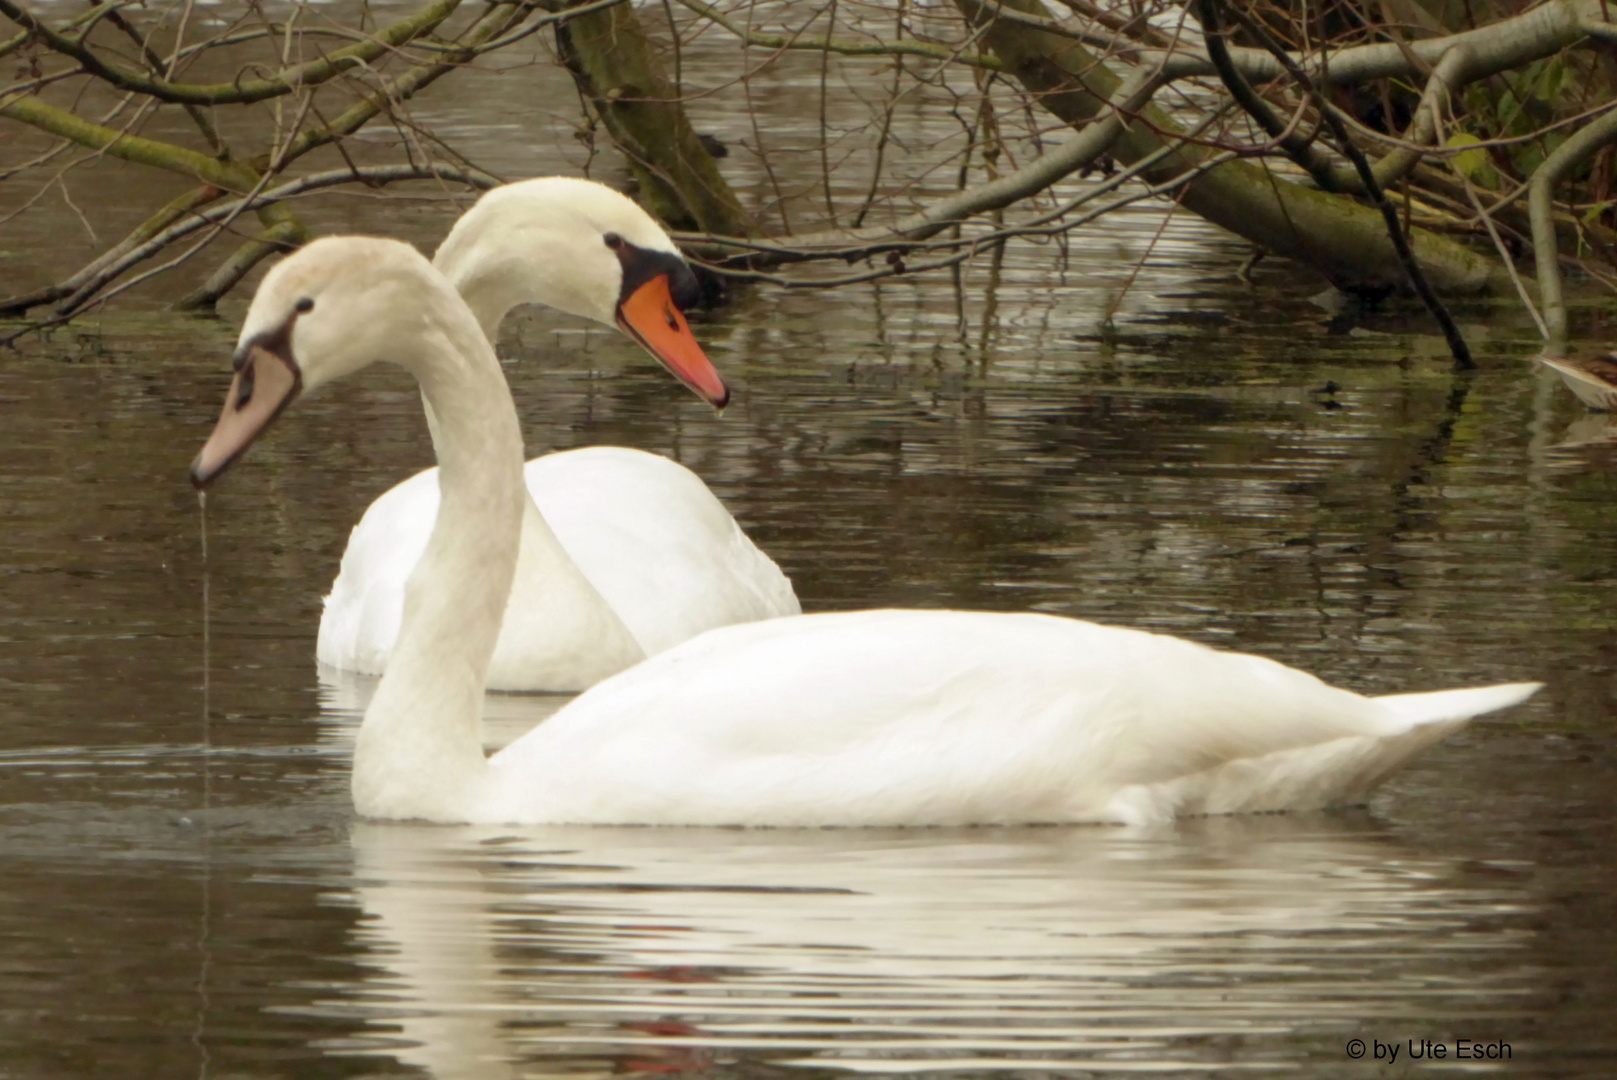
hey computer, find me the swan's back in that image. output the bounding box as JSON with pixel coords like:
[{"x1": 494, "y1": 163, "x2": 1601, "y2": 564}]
[
  {"x1": 528, "y1": 447, "x2": 799, "y2": 654},
  {"x1": 483, "y1": 610, "x2": 1524, "y2": 826},
  {"x1": 318, "y1": 448, "x2": 797, "y2": 682}
]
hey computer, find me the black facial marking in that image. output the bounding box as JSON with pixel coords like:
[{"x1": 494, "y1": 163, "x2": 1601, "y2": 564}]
[
  {"x1": 232, "y1": 305, "x2": 304, "y2": 374},
  {"x1": 611, "y1": 237, "x2": 700, "y2": 313}
]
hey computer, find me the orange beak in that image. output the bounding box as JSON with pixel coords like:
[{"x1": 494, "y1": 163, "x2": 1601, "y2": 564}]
[
  {"x1": 615, "y1": 275, "x2": 730, "y2": 409},
  {"x1": 190, "y1": 343, "x2": 302, "y2": 488}
]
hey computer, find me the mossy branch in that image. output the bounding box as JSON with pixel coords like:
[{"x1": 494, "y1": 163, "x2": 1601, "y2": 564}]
[
  {"x1": 0, "y1": 94, "x2": 260, "y2": 189},
  {"x1": 0, "y1": 184, "x2": 224, "y2": 316},
  {"x1": 1211, "y1": 0, "x2": 1472, "y2": 368},
  {"x1": 546, "y1": 0, "x2": 754, "y2": 235},
  {"x1": 952, "y1": 0, "x2": 1501, "y2": 294},
  {"x1": 1531, "y1": 106, "x2": 1617, "y2": 345},
  {"x1": 271, "y1": 1, "x2": 532, "y2": 164},
  {"x1": 1, "y1": 164, "x2": 493, "y2": 329},
  {"x1": 173, "y1": 216, "x2": 307, "y2": 312},
  {"x1": 0, "y1": 0, "x2": 463, "y2": 106}
]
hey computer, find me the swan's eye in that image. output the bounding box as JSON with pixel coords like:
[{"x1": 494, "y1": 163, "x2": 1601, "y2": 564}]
[
  {"x1": 295, "y1": 297, "x2": 315, "y2": 314},
  {"x1": 603, "y1": 233, "x2": 623, "y2": 251}
]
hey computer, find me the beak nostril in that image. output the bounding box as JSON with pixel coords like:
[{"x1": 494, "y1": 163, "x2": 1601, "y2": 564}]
[{"x1": 235, "y1": 361, "x2": 256, "y2": 410}]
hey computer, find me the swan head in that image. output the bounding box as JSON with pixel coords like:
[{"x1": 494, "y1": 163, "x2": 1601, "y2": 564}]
[
  {"x1": 433, "y1": 177, "x2": 728, "y2": 408},
  {"x1": 190, "y1": 236, "x2": 470, "y2": 488}
]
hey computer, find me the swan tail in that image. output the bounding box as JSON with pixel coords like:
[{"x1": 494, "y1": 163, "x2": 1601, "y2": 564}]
[
  {"x1": 1372, "y1": 681, "x2": 1543, "y2": 728},
  {"x1": 1306, "y1": 681, "x2": 1542, "y2": 811},
  {"x1": 1107, "y1": 682, "x2": 1542, "y2": 824}
]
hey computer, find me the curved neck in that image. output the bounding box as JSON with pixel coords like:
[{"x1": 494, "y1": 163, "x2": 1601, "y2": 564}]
[
  {"x1": 439, "y1": 268, "x2": 518, "y2": 344},
  {"x1": 434, "y1": 233, "x2": 539, "y2": 343},
  {"x1": 353, "y1": 296, "x2": 526, "y2": 821},
  {"x1": 433, "y1": 224, "x2": 609, "y2": 344},
  {"x1": 428, "y1": 224, "x2": 636, "y2": 660}
]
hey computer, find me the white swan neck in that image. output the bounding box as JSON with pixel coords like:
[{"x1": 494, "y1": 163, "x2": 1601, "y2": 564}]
[
  {"x1": 432, "y1": 188, "x2": 621, "y2": 340},
  {"x1": 448, "y1": 280, "x2": 511, "y2": 344},
  {"x1": 434, "y1": 230, "x2": 539, "y2": 343},
  {"x1": 353, "y1": 302, "x2": 526, "y2": 821},
  {"x1": 431, "y1": 204, "x2": 644, "y2": 685}
]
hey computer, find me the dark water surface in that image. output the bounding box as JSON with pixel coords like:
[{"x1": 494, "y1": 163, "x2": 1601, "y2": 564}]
[
  {"x1": 4, "y1": 247, "x2": 1616, "y2": 1077},
  {"x1": 5, "y1": 8, "x2": 1617, "y2": 1075}
]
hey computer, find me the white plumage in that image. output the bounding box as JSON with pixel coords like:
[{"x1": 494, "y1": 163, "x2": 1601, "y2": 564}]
[
  {"x1": 482, "y1": 610, "x2": 1537, "y2": 826},
  {"x1": 319, "y1": 447, "x2": 797, "y2": 689},
  {"x1": 316, "y1": 178, "x2": 797, "y2": 691},
  {"x1": 202, "y1": 237, "x2": 1541, "y2": 827}
]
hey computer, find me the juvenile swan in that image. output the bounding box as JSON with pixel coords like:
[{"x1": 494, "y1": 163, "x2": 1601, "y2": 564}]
[
  {"x1": 318, "y1": 178, "x2": 797, "y2": 692},
  {"x1": 192, "y1": 237, "x2": 1542, "y2": 826}
]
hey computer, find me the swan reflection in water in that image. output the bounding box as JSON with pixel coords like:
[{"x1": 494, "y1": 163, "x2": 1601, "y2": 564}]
[
  {"x1": 1548, "y1": 414, "x2": 1617, "y2": 456},
  {"x1": 313, "y1": 677, "x2": 1536, "y2": 1078}
]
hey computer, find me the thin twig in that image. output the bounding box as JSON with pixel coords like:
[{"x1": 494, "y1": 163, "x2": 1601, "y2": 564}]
[
  {"x1": 1214, "y1": 0, "x2": 1474, "y2": 369},
  {"x1": 694, "y1": 149, "x2": 1244, "y2": 290},
  {"x1": 0, "y1": 164, "x2": 494, "y2": 341}
]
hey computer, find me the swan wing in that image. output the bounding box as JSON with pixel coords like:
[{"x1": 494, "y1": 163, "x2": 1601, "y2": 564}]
[
  {"x1": 527, "y1": 447, "x2": 799, "y2": 655},
  {"x1": 315, "y1": 462, "x2": 643, "y2": 690},
  {"x1": 318, "y1": 468, "x2": 439, "y2": 674},
  {"x1": 485, "y1": 610, "x2": 1512, "y2": 826},
  {"x1": 318, "y1": 447, "x2": 792, "y2": 688}
]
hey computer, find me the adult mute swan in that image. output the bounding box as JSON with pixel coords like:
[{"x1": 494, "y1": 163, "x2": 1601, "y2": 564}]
[
  {"x1": 193, "y1": 237, "x2": 1542, "y2": 827},
  {"x1": 318, "y1": 177, "x2": 798, "y2": 691}
]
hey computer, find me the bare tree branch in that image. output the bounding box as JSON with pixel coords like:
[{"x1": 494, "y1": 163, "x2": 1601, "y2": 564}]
[
  {"x1": 0, "y1": 0, "x2": 464, "y2": 106},
  {"x1": 675, "y1": 0, "x2": 1001, "y2": 70},
  {"x1": 1531, "y1": 105, "x2": 1617, "y2": 344},
  {"x1": 0, "y1": 164, "x2": 494, "y2": 325},
  {"x1": 1210, "y1": 0, "x2": 1472, "y2": 369}
]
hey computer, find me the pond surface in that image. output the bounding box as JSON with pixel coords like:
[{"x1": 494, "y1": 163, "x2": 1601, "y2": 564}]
[{"x1": 4, "y1": 7, "x2": 1617, "y2": 1076}]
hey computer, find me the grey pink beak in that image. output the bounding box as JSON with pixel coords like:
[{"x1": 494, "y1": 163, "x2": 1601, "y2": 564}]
[{"x1": 190, "y1": 343, "x2": 302, "y2": 488}]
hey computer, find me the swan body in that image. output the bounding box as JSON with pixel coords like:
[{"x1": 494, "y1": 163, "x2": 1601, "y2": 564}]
[
  {"x1": 320, "y1": 447, "x2": 800, "y2": 688},
  {"x1": 1539, "y1": 351, "x2": 1617, "y2": 411},
  {"x1": 480, "y1": 610, "x2": 1536, "y2": 827},
  {"x1": 316, "y1": 177, "x2": 797, "y2": 690},
  {"x1": 193, "y1": 237, "x2": 1542, "y2": 827}
]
